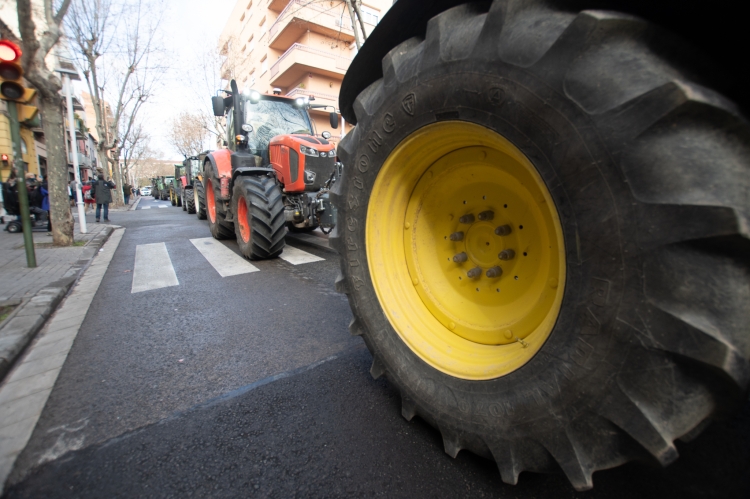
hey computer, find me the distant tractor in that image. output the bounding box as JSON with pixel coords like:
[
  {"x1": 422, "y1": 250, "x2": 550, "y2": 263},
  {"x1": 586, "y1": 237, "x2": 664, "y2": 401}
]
[
  {"x1": 179, "y1": 156, "x2": 200, "y2": 215},
  {"x1": 169, "y1": 166, "x2": 183, "y2": 207},
  {"x1": 205, "y1": 81, "x2": 340, "y2": 258},
  {"x1": 158, "y1": 176, "x2": 174, "y2": 201},
  {"x1": 192, "y1": 151, "x2": 211, "y2": 220}
]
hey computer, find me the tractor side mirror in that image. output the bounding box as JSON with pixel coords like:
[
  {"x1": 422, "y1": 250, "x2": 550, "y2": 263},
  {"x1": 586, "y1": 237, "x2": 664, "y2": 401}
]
[
  {"x1": 212, "y1": 96, "x2": 225, "y2": 117},
  {"x1": 329, "y1": 112, "x2": 339, "y2": 129}
]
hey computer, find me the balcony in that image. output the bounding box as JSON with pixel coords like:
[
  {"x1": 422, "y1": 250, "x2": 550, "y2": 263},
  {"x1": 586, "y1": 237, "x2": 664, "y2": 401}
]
[
  {"x1": 270, "y1": 43, "x2": 351, "y2": 88},
  {"x1": 268, "y1": 0, "x2": 354, "y2": 50},
  {"x1": 267, "y1": 0, "x2": 289, "y2": 12}
]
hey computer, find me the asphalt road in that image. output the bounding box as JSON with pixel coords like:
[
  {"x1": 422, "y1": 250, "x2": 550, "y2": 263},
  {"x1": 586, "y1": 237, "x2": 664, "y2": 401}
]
[{"x1": 4, "y1": 197, "x2": 749, "y2": 498}]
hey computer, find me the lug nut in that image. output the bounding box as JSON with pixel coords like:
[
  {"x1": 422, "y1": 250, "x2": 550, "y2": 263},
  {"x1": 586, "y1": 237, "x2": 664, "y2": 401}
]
[
  {"x1": 494, "y1": 224, "x2": 512, "y2": 236},
  {"x1": 478, "y1": 210, "x2": 494, "y2": 221},
  {"x1": 453, "y1": 252, "x2": 468, "y2": 263},
  {"x1": 499, "y1": 249, "x2": 516, "y2": 261},
  {"x1": 449, "y1": 231, "x2": 464, "y2": 241},
  {"x1": 486, "y1": 266, "x2": 503, "y2": 278},
  {"x1": 459, "y1": 214, "x2": 475, "y2": 224},
  {"x1": 467, "y1": 267, "x2": 482, "y2": 278}
]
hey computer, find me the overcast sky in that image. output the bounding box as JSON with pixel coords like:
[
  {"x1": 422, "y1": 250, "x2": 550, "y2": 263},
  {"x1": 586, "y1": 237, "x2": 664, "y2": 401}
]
[{"x1": 80, "y1": 0, "x2": 237, "y2": 161}]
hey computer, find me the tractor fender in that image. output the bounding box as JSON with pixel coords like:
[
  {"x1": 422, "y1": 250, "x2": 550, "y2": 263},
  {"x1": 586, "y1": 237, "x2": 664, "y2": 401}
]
[
  {"x1": 232, "y1": 167, "x2": 275, "y2": 179},
  {"x1": 340, "y1": 0, "x2": 747, "y2": 123},
  {"x1": 205, "y1": 149, "x2": 232, "y2": 180}
]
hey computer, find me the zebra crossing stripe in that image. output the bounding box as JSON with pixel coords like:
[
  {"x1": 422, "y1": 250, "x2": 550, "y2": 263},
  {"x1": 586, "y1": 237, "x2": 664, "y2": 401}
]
[
  {"x1": 140, "y1": 206, "x2": 151, "y2": 210},
  {"x1": 189, "y1": 237, "x2": 259, "y2": 277},
  {"x1": 158, "y1": 205, "x2": 168, "y2": 208},
  {"x1": 279, "y1": 245, "x2": 325, "y2": 265},
  {"x1": 131, "y1": 243, "x2": 179, "y2": 293}
]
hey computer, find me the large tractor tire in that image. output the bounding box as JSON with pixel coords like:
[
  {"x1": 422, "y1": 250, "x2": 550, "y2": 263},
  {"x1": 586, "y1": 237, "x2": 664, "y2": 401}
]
[
  {"x1": 195, "y1": 180, "x2": 207, "y2": 220},
  {"x1": 232, "y1": 176, "x2": 286, "y2": 259},
  {"x1": 205, "y1": 176, "x2": 234, "y2": 240},
  {"x1": 181, "y1": 190, "x2": 187, "y2": 211},
  {"x1": 184, "y1": 187, "x2": 196, "y2": 214},
  {"x1": 330, "y1": 2, "x2": 749, "y2": 491},
  {"x1": 170, "y1": 191, "x2": 176, "y2": 206}
]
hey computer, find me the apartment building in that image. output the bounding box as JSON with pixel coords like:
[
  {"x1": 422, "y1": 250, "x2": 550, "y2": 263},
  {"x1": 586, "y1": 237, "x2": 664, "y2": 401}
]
[{"x1": 218, "y1": 0, "x2": 392, "y2": 142}]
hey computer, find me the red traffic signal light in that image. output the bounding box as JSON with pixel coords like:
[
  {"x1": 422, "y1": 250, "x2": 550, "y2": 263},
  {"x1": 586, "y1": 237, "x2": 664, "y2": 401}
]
[
  {"x1": 0, "y1": 39, "x2": 28, "y2": 102},
  {"x1": 0, "y1": 40, "x2": 22, "y2": 62}
]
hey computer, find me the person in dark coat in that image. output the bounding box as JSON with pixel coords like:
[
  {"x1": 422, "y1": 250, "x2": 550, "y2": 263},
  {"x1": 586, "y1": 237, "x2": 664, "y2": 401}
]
[
  {"x1": 41, "y1": 181, "x2": 51, "y2": 232},
  {"x1": 94, "y1": 169, "x2": 115, "y2": 222}
]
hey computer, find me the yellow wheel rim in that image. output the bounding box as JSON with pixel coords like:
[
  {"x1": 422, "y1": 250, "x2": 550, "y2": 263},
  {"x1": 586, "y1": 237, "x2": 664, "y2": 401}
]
[{"x1": 366, "y1": 122, "x2": 566, "y2": 380}]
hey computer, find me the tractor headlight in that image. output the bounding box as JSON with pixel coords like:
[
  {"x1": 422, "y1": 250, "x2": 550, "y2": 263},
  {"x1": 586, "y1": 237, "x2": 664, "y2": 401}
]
[{"x1": 300, "y1": 145, "x2": 319, "y2": 157}]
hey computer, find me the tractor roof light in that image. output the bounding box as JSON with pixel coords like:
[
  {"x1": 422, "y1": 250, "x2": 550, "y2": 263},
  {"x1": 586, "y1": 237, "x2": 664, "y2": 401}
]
[{"x1": 249, "y1": 90, "x2": 261, "y2": 103}]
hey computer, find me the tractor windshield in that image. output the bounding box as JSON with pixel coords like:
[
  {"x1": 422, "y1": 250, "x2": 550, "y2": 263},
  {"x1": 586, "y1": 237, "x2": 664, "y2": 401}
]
[{"x1": 243, "y1": 99, "x2": 311, "y2": 152}]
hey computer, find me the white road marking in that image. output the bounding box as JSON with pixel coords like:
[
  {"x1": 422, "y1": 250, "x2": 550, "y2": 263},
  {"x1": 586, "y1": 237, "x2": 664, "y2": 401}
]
[
  {"x1": 131, "y1": 242, "x2": 179, "y2": 293},
  {"x1": 158, "y1": 205, "x2": 168, "y2": 209},
  {"x1": 140, "y1": 206, "x2": 151, "y2": 210},
  {"x1": 279, "y1": 245, "x2": 324, "y2": 265},
  {"x1": 190, "y1": 237, "x2": 259, "y2": 277}
]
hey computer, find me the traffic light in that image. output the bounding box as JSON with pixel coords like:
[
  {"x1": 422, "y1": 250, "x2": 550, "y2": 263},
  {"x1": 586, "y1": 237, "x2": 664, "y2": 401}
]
[{"x1": 0, "y1": 39, "x2": 37, "y2": 123}]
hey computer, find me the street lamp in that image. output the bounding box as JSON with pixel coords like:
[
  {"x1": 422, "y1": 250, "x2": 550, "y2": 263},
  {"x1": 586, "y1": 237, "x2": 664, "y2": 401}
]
[{"x1": 55, "y1": 65, "x2": 86, "y2": 234}]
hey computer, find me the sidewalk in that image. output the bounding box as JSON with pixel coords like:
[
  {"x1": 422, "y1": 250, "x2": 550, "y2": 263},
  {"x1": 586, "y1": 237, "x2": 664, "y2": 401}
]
[
  {"x1": 0, "y1": 220, "x2": 115, "y2": 379},
  {"x1": 0, "y1": 222, "x2": 111, "y2": 302}
]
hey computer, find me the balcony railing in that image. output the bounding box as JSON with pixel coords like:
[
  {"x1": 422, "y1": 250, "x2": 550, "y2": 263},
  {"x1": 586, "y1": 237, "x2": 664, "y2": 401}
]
[
  {"x1": 269, "y1": 0, "x2": 353, "y2": 40},
  {"x1": 285, "y1": 87, "x2": 338, "y2": 104},
  {"x1": 270, "y1": 43, "x2": 352, "y2": 79}
]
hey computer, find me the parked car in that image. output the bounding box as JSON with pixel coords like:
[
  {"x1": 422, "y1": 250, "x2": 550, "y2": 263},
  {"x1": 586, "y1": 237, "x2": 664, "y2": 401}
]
[{"x1": 141, "y1": 186, "x2": 152, "y2": 196}]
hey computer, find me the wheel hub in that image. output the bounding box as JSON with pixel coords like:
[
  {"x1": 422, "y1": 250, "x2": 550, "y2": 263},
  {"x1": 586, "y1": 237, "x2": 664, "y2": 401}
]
[{"x1": 367, "y1": 122, "x2": 566, "y2": 379}]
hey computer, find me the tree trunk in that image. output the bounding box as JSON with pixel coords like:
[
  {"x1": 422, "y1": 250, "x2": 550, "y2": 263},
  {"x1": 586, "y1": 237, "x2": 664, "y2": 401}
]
[
  {"x1": 42, "y1": 95, "x2": 75, "y2": 245},
  {"x1": 110, "y1": 156, "x2": 124, "y2": 206}
]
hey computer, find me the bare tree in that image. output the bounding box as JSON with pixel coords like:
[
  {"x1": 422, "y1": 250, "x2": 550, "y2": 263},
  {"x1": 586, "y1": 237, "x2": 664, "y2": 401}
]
[
  {"x1": 66, "y1": 0, "x2": 165, "y2": 205},
  {"x1": 344, "y1": 0, "x2": 366, "y2": 49},
  {"x1": 188, "y1": 45, "x2": 227, "y2": 142},
  {"x1": 167, "y1": 111, "x2": 208, "y2": 158},
  {"x1": 120, "y1": 120, "x2": 149, "y2": 185},
  {"x1": 0, "y1": 0, "x2": 74, "y2": 245}
]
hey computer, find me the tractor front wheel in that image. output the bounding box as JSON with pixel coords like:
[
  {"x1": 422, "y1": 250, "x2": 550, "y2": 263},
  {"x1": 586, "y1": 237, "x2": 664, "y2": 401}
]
[
  {"x1": 205, "y1": 177, "x2": 234, "y2": 240},
  {"x1": 184, "y1": 188, "x2": 196, "y2": 214},
  {"x1": 195, "y1": 180, "x2": 207, "y2": 220},
  {"x1": 232, "y1": 176, "x2": 286, "y2": 260},
  {"x1": 331, "y1": 2, "x2": 749, "y2": 491}
]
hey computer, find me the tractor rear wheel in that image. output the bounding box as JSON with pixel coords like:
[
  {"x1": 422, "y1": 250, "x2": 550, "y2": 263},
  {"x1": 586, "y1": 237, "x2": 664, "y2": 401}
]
[
  {"x1": 184, "y1": 188, "x2": 196, "y2": 214},
  {"x1": 232, "y1": 176, "x2": 286, "y2": 259},
  {"x1": 195, "y1": 180, "x2": 207, "y2": 220},
  {"x1": 331, "y1": 2, "x2": 749, "y2": 491},
  {"x1": 205, "y1": 177, "x2": 234, "y2": 240}
]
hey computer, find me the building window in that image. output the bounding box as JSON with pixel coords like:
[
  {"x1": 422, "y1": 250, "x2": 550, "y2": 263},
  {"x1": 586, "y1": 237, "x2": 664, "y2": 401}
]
[
  {"x1": 259, "y1": 16, "x2": 265, "y2": 27},
  {"x1": 246, "y1": 0, "x2": 252, "y2": 8},
  {"x1": 261, "y1": 55, "x2": 267, "y2": 75},
  {"x1": 240, "y1": 12, "x2": 245, "y2": 21},
  {"x1": 361, "y1": 6, "x2": 379, "y2": 25},
  {"x1": 20, "y1": 138, "x2": 27, "y2": 155}
]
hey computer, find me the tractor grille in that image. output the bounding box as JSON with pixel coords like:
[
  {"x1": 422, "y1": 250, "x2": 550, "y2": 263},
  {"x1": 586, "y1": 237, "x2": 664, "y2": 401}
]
[{"x1": 303, "y1": 156, "x2": 336, "y2": 192}]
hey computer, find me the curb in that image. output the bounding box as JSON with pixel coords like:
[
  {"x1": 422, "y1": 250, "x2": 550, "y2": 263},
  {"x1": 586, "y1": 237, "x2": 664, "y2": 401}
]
[
  {"x1": 129, "y1": 197, "x2": 141, "y2": 211},
  {"x1": 0, "y1": 226, "x2": 114, "y2": 381},
  {"x1": 285, "y1": 231, "x2": 338, "y2": 255}
]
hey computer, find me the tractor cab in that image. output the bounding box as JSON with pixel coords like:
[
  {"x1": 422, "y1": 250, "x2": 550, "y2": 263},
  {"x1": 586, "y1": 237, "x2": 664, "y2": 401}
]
[{"x1": 213, "y1": 84, "x2": 340, "y2": 195}]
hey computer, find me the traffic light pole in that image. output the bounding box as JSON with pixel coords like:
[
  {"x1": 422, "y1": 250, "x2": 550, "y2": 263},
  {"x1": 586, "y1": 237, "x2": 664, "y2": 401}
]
[{"x1": 7, "y1": 100, "x2": 37, "y2": 268}]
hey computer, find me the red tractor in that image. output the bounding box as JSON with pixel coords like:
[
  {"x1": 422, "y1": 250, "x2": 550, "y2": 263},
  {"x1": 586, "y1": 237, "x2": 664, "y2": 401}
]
[{"x1": 205, "y1": 80, "x2": 340, "y2": 259}]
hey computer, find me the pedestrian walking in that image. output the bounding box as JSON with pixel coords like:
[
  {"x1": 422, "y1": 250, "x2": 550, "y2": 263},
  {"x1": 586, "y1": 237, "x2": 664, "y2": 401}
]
[
  {"x1": 82, "y1": 181, "x2": 95, "y2": 212},
  {"x1": 93, "y1": 169, "x2": 115, "y2": 223},
  {"x1": 123, "y1": 182, "x2": 132, "y2": 205}
]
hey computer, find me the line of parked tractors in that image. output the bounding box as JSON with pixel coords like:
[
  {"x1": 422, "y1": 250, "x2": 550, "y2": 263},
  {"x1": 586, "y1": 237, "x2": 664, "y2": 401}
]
[{"x1": 150, "y1": 153, "x2": 209, "y2": 220}]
